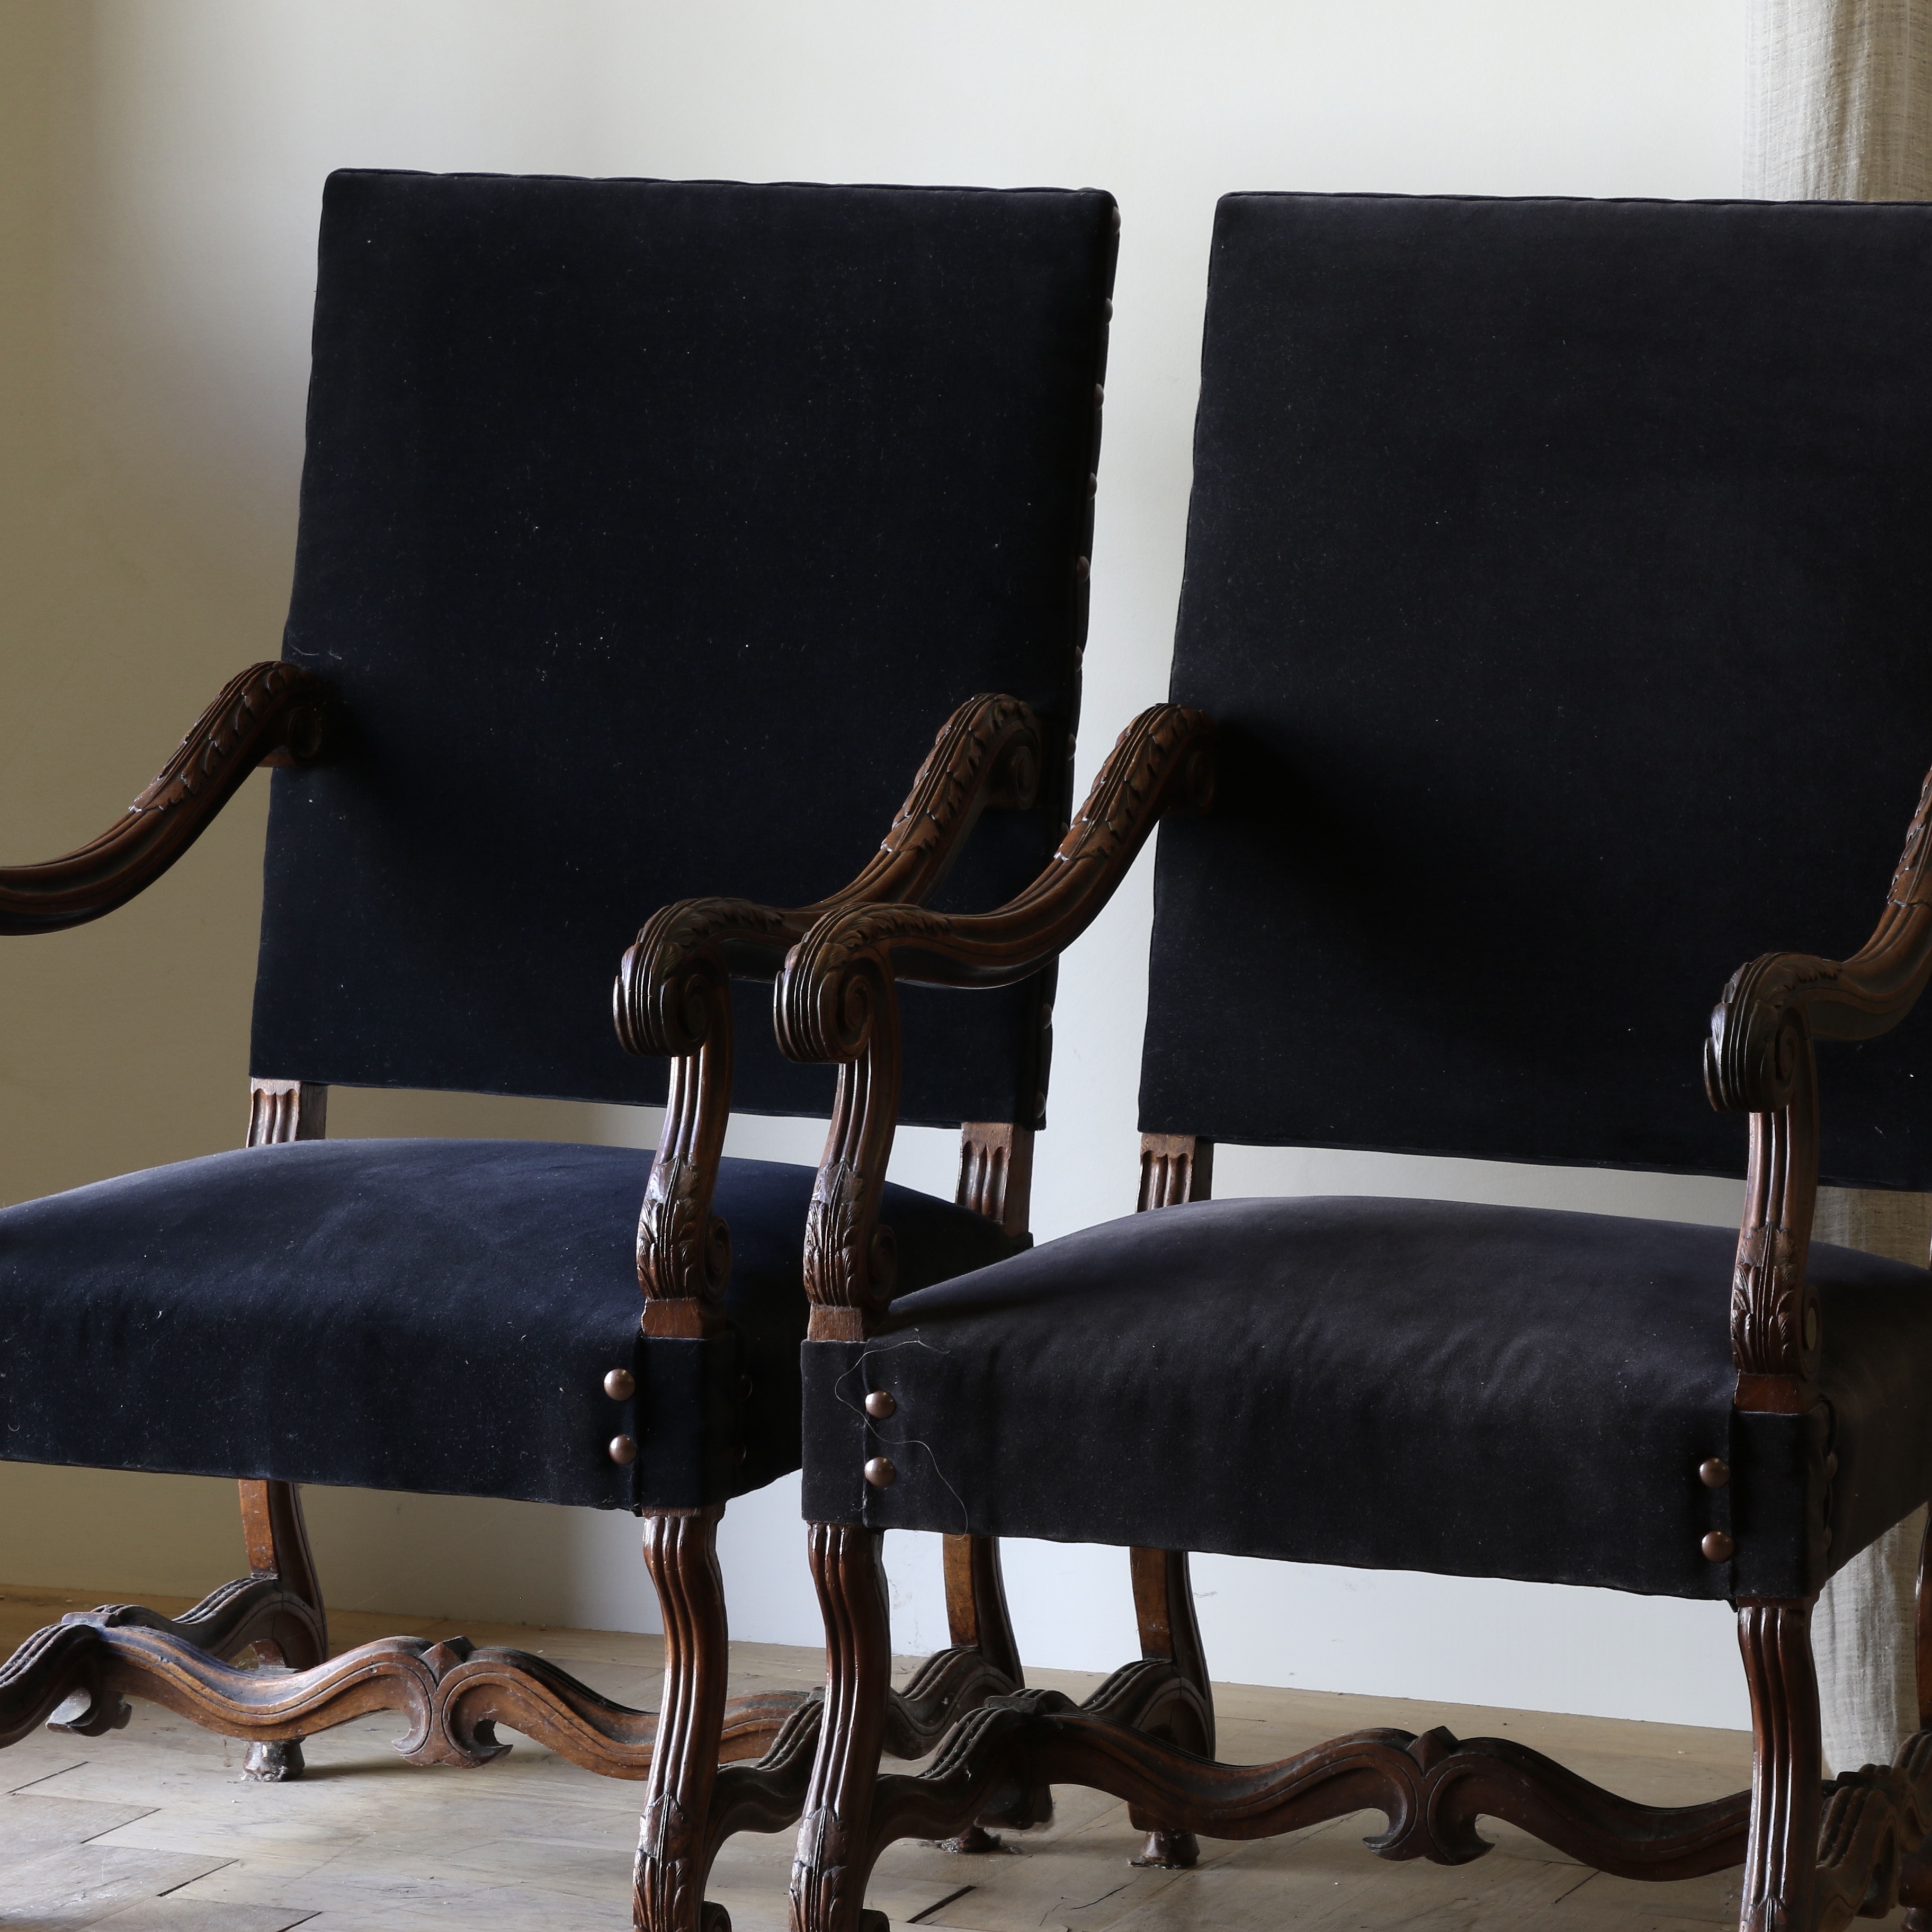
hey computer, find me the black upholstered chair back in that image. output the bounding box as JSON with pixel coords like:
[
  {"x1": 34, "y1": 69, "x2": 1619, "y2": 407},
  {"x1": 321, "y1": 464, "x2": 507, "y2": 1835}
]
[
  {"x1": 252, "y1": 171, "x2": 1114, "y2": 1126},
  {"x1": 1142, "y1": 193, "x2": 1932, "y2": 1188}
]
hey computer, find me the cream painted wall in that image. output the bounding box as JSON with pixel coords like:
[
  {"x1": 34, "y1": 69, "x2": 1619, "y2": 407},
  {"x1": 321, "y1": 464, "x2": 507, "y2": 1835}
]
[{"x1": 0, "y1": 0, "x2": 1755, "y2": 1724}]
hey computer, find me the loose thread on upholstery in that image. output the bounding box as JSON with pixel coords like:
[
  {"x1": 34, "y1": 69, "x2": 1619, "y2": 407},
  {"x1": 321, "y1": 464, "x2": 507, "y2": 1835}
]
[{"x1": 833, "y1": 1337, "x2": 969, "y2": 1531}]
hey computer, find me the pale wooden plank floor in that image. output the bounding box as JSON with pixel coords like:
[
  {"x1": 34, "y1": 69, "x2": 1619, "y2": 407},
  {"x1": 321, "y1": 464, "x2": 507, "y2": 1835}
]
[{"x1": 0, "y1": 1582, "x2": 1830, "y2": 1931}]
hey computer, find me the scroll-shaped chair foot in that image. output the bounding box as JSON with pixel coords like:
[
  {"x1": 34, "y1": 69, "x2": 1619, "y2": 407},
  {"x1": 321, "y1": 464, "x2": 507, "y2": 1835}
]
[
  {"x1": 940, "y1": 1825, "x2": 1004, "y2": 1854},
  {"x1": 700, "y1": 1904, "x2": 732, "y2": 1932},
  {"x1": 244, "y1": 1738, "x2": 306, "y2": 1782},
  {"x1": 47, "y1": 1686, "x2": 132, "y2": 1738},
  {"x1": 1132, "y1": 1828, "x2": 1200, "y2": 1868},
  {"x1": 859, "y1": 1913, "x2": 890, "y2": 1932}
]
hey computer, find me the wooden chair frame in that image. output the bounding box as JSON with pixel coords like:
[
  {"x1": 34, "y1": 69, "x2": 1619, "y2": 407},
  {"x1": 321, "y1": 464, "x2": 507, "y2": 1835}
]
[
  {"x1": 772, "y1": 705, "x2": 1932, "y2": 1932},
  {"x1": 0, "y1": 662, "x2": 1057, "y2": 1932}
]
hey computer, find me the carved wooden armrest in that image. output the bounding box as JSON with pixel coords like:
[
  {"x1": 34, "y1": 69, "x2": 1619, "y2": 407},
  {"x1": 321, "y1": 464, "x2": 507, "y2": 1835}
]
[
  {"x1": 779, "y1": 704, "x2": 1214, "y2": 1028},
  {"x1": 0, "y1": 662, "x2": 329, "y2": 936},
  {"x1": 611, "y1": 694, "x2": 1044, "y2": 1329},
  {"x1": 1706, "y1": 765, "x2": 1932, "y2": 1409},
  {"x1": 1707, "y1": 773, "x2": 1932, "y2": 1114},
  {"x1": 775, "y1": 704, "x2": 1215, "y2": 1335}
]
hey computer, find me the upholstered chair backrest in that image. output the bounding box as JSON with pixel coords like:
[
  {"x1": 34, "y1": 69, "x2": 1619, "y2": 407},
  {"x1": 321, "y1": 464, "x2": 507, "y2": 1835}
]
[
  {"x1": 252, "y1": 170, "x2": 1114, "y2": 1125},
  {"x1": 1142, "y1": 193, "x2": 1932, "y2": 1188}
]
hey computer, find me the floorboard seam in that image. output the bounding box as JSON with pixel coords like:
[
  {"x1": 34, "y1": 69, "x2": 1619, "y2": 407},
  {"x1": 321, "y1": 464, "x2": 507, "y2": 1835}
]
[{"x1": 908, "y1": 1883, "x2": 978, "y2": 1922}]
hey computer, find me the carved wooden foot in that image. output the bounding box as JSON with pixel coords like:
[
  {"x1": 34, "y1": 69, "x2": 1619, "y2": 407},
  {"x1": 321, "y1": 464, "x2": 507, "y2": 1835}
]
[
  {"x1": 940, "y1": 1824, "x2": 1004, "y2": 1854},
  {"x1": 244, "y1": 1739, "x2": 306, "y2": 1782},
  {"x1": 1132, "y1": 1829, "x2": 1198, "y2": 1868}
]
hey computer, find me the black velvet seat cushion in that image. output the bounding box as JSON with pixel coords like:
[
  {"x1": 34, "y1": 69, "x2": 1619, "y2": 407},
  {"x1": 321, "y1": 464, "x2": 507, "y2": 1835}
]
[
  {"x1": 802, "y1": 1197, "x2": 1932, "y2": 1601},
  {"x1": 0, "y1": 1140, "x2": 1012, "y2": 1511}
]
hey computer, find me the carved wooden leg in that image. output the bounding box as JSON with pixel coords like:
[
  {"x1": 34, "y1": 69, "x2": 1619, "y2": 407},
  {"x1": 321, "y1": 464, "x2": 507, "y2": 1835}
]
[
  {"x1": 241, "y1": 1074, "x2": 330, "y2": 1784},
  {"x1": 942, "y1": 1534, "x2": 1021, "y2": 1686},
  {"x1": 1128, "y1": 1547, "x2": 1211, "y2": 1869},
  {"x1": 940, "y1": 1534, "x2": 1022, "y2": 1853},
  {"x1": 236, "y1": 1479, "x2": 328, "y2": 1782},
  {"x1": 635, "y1": 1506, "x2": 730, "y2": 1932},
  {"x1": 791, "y1": 1524, "x2": 893, "y2": 1932},
  {"x1": 1738, "y1": 1600, "x2": 1823, "y2": 1932}
]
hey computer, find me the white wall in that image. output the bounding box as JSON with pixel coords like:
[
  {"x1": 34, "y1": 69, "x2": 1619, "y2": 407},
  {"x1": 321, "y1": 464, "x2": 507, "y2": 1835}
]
[{"x1": 0, "y1": 0, "x2": 1755, "y2": 1725}]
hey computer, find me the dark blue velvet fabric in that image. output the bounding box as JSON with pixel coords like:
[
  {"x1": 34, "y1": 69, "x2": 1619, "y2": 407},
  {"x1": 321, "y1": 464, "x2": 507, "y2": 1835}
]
[
  {"x1": 0, "y1": 1140, "x2": 1013, "y2": 1510},
  {"x1": 253, "y1": 171, "x2": 1117, "y2": 1128},
  {"x1": 803, "y1": 1197, "x2": 1932, "y2": 1599},
  {"x1": 1143, "y1": 193, "x2": 1932, "y2": 1187}
]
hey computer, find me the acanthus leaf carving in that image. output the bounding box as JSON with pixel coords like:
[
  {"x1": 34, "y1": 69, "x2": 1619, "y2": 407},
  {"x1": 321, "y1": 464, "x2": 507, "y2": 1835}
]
[
  {"x1": 803, "y1": 1147, "x2": 899, "y2": 1317},
  {"x1": 774, "y1": 705, "x2": 1214, "y2": 1062},
  {"x1": 1889, "y1": 770, "x2": 1932, "y2": 910},
  {"x1": 803, "y1": 1161, "x2": 864, "y2": 1311},
  {"x1": 875, "y1": 694, "x2": 1043, "y2": 869},
  {"x1": 639, "y1": 1151, "x2": 731, "y2": 1304},
  {"x1": 127, "y1": 660, "x2": 327, "y2": 818}
]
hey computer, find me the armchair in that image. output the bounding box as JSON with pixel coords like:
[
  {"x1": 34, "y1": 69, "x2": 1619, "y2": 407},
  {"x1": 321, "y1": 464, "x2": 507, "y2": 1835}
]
[
  {"x1": 0, "y1": 167, "x2": 1117, "y2": 1932},
  {"x1": 781, "y1": 193, "x2": 1932, "y2": 1932}
]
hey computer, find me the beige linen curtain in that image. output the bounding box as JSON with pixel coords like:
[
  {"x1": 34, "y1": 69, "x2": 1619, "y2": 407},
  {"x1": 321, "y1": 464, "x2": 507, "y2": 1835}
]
[
  {"x1": 1747, "y1": 0, "x2": 1932, "y2": 197},
  {"x1": 1811, "y1": 1194, "x2": 1928, "y2": 1774},
  {"x1": 1745, "y1": 0, "x2": 1932, "y2": 1776}
]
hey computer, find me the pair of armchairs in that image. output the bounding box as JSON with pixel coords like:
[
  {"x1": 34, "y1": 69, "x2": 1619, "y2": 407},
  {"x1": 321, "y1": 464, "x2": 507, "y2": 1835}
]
[{"x1": 7, "y1": 174, "x2": 1932, "y2": 1932}]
